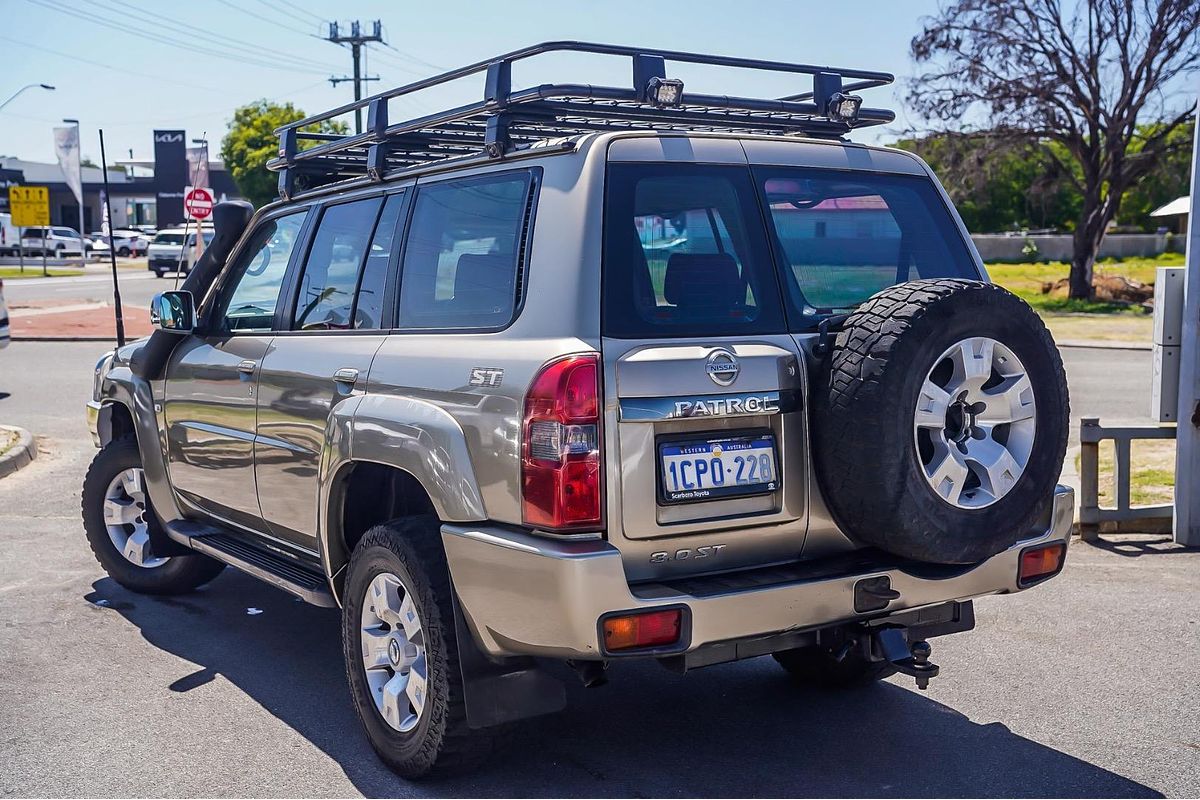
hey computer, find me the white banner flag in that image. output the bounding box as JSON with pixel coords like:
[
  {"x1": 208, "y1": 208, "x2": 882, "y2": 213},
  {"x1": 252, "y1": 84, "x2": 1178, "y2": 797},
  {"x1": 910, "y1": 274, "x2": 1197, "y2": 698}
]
[
  {"x1": 100, "y1": 190, "x2": 110, "y2": 237},
  {"x1": 186, "y1": 146, "x2": 210, "y2": 189},
  {"x1": 53, "y1": 125, "x2": 83, "y2": 206}
]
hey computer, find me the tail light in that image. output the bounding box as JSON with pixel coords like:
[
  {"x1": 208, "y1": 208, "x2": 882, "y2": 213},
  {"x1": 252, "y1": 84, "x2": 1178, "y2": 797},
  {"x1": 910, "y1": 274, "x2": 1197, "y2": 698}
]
[
  {"x1": 1018, "y1": 542, "x2": 1066, "y2": 587},
  {"x1": 522, "y1": 353, "x2": 603, "y2": 531},
  {"x1": 602, "y1": 608, "x2": 684, "y2": 651}
]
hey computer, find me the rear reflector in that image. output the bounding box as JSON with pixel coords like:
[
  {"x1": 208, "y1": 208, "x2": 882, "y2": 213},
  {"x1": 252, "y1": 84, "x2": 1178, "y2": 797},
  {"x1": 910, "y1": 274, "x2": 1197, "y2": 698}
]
[
  {"x1": 1018, "y1": 543, "x2": 1066, "y2": 586},
  {"x1": 602, "y1": 608, "x2": 682, "y2": 652}
]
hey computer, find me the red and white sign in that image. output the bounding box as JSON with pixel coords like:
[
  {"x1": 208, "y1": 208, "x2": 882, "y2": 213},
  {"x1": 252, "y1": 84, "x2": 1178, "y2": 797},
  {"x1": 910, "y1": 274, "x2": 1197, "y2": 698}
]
[{"x1": 183, "y1": 185, "x2": 214, "y2": 220}]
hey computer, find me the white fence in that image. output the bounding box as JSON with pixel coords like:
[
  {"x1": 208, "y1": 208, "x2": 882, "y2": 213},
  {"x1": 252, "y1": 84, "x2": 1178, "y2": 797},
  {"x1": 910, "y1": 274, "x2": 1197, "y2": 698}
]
[{"x1": 971, "y1": 233, "x2": 1185, "y2": 262}]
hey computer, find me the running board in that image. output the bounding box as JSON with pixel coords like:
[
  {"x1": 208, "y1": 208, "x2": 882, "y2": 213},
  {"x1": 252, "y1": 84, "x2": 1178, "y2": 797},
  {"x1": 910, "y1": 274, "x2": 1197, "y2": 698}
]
[{"x1": 165, "y1": 520, "x2": 336, "y2": 607}]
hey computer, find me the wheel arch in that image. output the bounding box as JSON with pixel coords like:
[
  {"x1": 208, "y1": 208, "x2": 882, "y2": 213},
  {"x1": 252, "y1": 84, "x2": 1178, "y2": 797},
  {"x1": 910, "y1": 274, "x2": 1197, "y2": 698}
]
[{"x1": 319, "y1": 393, "x2": 487, "y2": 604}]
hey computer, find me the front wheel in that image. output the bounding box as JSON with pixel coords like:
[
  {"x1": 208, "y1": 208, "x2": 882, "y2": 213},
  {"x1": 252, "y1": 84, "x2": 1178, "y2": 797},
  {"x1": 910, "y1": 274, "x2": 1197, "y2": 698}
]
[
  {"x1": 117, "y1": 247, "x2": 130, "y2": 257},
  {"x1": 81, "y1": 436, "x2": 224, "y2": 594},
  {"x1": 342, "y1": 516, "x2": 490, "y2": 779}
]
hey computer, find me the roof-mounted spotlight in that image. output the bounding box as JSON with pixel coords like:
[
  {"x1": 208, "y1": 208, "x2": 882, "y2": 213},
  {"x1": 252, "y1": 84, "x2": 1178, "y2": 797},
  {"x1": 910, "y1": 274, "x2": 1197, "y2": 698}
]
[
  {"x1": 645, "y1": 76, "x2": 684, "y2": 108},
  {"x1": 826, "y1": 91, "x2": 862, "y2": 124}
]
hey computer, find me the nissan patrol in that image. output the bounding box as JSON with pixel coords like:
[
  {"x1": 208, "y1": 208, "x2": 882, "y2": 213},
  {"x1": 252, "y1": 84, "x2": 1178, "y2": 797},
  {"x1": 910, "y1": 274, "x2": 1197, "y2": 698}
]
[{"x1": 83, "y1": 42, "x2": 1072, "y2": 778}]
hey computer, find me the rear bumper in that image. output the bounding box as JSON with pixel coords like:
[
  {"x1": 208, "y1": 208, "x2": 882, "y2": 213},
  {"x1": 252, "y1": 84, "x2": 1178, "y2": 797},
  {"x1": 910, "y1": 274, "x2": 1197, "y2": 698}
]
[{"x1": 443, "y1": 485, "x2": 1074, "y2": 660}]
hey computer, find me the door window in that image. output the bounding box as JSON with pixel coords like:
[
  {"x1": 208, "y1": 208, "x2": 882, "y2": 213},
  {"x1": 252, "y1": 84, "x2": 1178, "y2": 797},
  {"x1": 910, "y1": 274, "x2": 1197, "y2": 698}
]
[
  {"x1": 214, "y1": 211, "x2": 307, "y2": 332},
  {"x1": 398, "y1": 172, "x2": 532, "y2": 330},
  {"x1": 292, "y1": 198, "x2": 383, "y2": 330},
  {"x1": 355, "y1": 193, "x2": 405, "y2": 329}
]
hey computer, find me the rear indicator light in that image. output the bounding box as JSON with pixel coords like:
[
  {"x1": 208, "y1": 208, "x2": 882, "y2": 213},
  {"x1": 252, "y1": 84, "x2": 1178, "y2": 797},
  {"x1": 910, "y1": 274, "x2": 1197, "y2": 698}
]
[
  {"x1": 603, "y1": 608, "x2": 682, "y2": 651},
  {"x1": 1018, "y1": 542, "x2": 1066, "y2": 586},
  {"x1": 521, "y1": 353, "x2": 603, "y2": 530}
]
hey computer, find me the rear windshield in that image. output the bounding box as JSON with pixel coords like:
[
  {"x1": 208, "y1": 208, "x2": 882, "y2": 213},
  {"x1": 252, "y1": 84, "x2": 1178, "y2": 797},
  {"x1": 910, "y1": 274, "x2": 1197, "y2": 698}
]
[
  {"x1": 602, "y1": 164, "x2": 786, "y2": 338},
  {"x1": 756, "y1": 167, "x2": 976, "y2": 317},
  {"x1": 602, "y1": 163, "x2": 976, "y2": 336}
]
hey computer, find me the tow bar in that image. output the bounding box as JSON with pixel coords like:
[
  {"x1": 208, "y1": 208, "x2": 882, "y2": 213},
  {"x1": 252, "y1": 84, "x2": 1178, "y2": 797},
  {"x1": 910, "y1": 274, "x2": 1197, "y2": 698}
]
[{"x1": 875, "y1": 627, "x2": 939, "y2": 690}]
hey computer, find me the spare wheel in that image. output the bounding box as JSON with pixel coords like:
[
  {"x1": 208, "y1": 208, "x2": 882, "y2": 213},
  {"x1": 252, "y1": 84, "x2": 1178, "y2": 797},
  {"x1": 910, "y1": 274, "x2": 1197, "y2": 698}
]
[{"x1": 811, "y1": 279, "x2": 1069, "y2": 564}]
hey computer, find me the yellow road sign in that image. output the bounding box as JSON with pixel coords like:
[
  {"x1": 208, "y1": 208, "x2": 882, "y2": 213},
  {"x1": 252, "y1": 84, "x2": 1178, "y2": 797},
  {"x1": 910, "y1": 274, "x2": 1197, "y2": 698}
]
[{"x1": 9, "y1": 186, "x2": 50, "y2": 227}]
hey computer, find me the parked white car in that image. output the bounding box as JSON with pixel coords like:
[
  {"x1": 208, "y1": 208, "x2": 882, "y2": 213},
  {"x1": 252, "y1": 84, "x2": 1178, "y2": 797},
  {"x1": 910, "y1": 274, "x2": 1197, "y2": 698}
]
[
  {"x1": 147, "y1": 226, "x2": 214, "y2": 277},
  {"x1": 0, "y1": 213, "x2": 18, "y2": 257},
  {"x1": 21, "y1": 226, "x2": 85, "y2": 257},
  {"x1": 88, "y1": 229, "x2": 149, "y2": 257},
  {"x1": 0, "y1": 277, "x2": 9, "y2": 349}
]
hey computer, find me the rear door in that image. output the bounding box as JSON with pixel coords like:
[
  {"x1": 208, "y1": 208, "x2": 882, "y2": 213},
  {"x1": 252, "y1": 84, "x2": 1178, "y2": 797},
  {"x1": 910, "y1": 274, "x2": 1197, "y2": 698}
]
[
  {"x1": 253, "y1": 190, "x2": 407, "y2": 550},
  {"x1": 601, "y1": 155, "x2": 809, "y2": 582}
]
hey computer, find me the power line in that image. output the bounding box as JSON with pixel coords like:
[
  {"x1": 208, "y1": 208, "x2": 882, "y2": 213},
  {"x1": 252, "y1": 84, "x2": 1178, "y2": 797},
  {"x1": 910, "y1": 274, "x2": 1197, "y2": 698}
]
[
  {"x1": 252, "y1": 0, "x2": 323, "y2": 26},
  {"x1": 210, "y1": 0, "x2": 319, "y2": 39},
  {"x1": 25, "y1": 0, "x2": 330, "y2": 75},
  {"x1": 0, "y1": 34, "x2": 229, "y2": 94},
  {"x1": 103, "y1": 0, "x2": 345, "y2": 73}
]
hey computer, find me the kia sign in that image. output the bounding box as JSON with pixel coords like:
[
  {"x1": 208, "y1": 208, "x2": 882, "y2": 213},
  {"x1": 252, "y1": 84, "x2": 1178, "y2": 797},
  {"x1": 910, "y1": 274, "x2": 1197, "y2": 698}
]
[
  {"x1": 154, "y1": 129, "x2": 187, "y2": 225},
  {"x1": 184, "y1": 186, "x2": 214, "y2": 220}
]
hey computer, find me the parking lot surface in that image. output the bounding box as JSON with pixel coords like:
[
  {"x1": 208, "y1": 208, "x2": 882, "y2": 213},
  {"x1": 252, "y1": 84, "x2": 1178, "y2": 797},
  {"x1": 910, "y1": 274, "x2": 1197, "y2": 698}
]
[{"x1": 0, "y1": 342, "x2": 1196, "y2": 798}]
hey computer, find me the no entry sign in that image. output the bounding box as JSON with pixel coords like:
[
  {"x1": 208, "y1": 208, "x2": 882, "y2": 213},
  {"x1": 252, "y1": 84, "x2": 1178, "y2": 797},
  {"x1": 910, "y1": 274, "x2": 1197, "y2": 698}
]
[{"x1": 183, "y1": 186, "x2": 214, "y2": 220}]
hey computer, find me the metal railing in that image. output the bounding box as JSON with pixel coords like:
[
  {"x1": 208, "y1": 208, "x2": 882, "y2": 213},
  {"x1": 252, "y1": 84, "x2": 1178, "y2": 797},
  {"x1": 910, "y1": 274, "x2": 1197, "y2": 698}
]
[{"x1": 1078, "y1": 416, "x2": 1176, "y2": 540}]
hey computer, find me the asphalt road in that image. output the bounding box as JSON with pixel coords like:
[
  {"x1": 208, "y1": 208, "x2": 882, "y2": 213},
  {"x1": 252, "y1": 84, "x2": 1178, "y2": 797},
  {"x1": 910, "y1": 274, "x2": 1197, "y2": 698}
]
[
  {"x1": 3, "y1": 265, "x2": 166, "y2": 308},
  {"x1": 0, "y1": 341, "x2": 1196, "y2": 798}
]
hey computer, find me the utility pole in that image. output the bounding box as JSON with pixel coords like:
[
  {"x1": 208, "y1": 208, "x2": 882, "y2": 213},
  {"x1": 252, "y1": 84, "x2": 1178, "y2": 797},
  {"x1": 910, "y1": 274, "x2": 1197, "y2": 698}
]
[
  {"x1": 326, "y1": 20, "x2": 383, "y2": 134},
  {"x1": 1173, "y1": 79, "x2": 1200, "y2": 546}
]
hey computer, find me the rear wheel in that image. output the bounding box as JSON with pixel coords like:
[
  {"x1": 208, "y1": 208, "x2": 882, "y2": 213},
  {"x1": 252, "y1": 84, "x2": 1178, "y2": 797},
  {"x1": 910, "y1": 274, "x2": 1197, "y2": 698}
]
[
  {"x1": 152, "y1": 269, "x2": 164, "y2": 278},
  {"x1": 81, "y1": 436, "x2": 224, "y2": 594},
  {"x1": 117, "y1": 247, "x2": 130, "y2": 257},
  {"x1": 342, "y1": 516, "x2": 489, "y2": 778}
]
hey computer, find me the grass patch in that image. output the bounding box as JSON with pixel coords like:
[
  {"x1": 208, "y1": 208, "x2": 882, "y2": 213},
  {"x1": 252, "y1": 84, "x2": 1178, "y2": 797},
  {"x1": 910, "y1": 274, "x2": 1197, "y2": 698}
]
[
  {"x1": 1077, "y1": 439, "x2": 1176, "y2": 507},
  {"x1": 0, "y1": 267, "x2": 86, "y2": 279},
  {"x1": 986, "y1": 253, "x2": 1182, "y2": 315}
]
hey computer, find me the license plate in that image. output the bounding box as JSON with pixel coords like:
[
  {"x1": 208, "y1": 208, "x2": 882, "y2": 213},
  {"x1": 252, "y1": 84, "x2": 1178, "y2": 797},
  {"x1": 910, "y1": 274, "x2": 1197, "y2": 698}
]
[{"x1": 659, "y1": 433, "x2": 779, "y2": 504}]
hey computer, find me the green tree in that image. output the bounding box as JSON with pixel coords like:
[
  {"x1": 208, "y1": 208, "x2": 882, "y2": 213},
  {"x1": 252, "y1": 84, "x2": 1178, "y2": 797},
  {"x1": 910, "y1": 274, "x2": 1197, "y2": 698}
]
[
  {"x1": 909, "y1": 0, "x2": 1200, "y2": 298},
  {"x1": 1117, "y1": 119, "x2": 1195, "y2": 230},
  {"x1": 894, "y1": 133, "x2": 1081, "y2": 233},
  {"x1": 220, "y1": 100, "x2": 346, "y2": 208}
]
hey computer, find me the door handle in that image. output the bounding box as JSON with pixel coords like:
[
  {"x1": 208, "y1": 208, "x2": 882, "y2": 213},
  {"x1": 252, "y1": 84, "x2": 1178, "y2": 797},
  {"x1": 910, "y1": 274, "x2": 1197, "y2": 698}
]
[
  {"x1": 333, "y1": 367, "x2": 359, "y2": 385},
  {"x1": 237, "y1": 360, "x2": 257, "y2": 375}
]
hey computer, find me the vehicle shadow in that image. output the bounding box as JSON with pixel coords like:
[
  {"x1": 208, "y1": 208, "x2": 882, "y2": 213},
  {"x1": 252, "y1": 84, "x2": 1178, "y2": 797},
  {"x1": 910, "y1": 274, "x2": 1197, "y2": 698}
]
[
  {"x1": 1079, "y1": 534, "x2": 1198, "y2": 558},
  {"x1": 87, "y1": 572, "x2": 1159, "y2": 799}
]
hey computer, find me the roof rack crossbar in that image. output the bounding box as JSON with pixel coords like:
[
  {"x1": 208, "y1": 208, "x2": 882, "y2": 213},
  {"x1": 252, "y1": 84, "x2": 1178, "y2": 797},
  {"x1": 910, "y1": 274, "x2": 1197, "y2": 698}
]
[{"x1": 268, "y1": 40, "x2": 895, "y2": 196}]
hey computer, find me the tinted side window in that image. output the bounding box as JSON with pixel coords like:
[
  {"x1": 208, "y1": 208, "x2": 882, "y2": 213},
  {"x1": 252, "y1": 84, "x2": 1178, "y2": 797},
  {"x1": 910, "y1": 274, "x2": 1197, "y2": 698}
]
[
  {"x1": 398, "y1": 173, "x2": 531, "y2": 330},
  {"x1": 355, "y1": 193, "x2": 405, "y2": 329},
  {"x1": 602, "y1": 164, "x2": 785, "y2": 338},
  {"x1": 216, "y1": 212, "x2": 306, "y2": 332},
  {"x1": 292, "y1": 198, "x2": 382, "y2": 330}
]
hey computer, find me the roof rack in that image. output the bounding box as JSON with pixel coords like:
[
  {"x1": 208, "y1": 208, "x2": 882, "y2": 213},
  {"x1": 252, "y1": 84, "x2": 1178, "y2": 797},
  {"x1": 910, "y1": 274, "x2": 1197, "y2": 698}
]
[{"x1": 267, "y1": 41, "x2": 895, "y2": 200}]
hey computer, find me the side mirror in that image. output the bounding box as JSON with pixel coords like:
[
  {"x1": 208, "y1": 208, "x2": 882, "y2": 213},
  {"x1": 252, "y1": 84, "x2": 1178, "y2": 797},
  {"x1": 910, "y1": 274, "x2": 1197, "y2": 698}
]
[{"x1": 150, "y1": 290, "x2": 195, "y2": 334}]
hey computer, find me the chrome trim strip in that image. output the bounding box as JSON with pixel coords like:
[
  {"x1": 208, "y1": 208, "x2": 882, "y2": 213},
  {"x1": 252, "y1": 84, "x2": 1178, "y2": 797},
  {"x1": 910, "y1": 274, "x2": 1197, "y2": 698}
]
[{"x1": 619, "y1": 390, "x2": 784, "y2": 422}]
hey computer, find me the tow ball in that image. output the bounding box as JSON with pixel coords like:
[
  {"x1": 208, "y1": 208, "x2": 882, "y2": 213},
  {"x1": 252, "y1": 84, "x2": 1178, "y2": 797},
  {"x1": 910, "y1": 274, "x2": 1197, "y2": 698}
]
[{"x1": 874, "y1": 627, "x2": 939, "y2": 690}]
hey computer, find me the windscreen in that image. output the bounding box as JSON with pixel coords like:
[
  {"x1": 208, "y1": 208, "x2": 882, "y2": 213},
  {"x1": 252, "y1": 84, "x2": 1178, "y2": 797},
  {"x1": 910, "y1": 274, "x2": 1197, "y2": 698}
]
[
  {"x1": 153, "y1": 233, "x2": 185, "y2": 245},
  {"x1": 756, "y1": 167, "x2": 976, "y2": 319}
]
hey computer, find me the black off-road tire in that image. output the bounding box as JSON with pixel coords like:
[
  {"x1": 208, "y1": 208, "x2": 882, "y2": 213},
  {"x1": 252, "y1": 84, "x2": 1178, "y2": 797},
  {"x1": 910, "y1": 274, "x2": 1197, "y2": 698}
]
[
  {"x1": 342, "y1": 516, "x2": 490, "y2": 779},
  {"x1": 774, "y1": 646, "x2": 897, "y2": 688},
  {"x1": 82, "y1": 436, "x2": 225, "y2": 594},
  {"x1": 812, "y1": 279, "x2": 1069, "y2": 564}
]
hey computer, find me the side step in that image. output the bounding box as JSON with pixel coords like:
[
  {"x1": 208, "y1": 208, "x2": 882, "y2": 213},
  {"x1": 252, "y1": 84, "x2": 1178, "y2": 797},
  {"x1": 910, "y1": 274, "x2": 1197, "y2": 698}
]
[{"x1": 165, "y1": 520, "x2": 336, "y2": 607}]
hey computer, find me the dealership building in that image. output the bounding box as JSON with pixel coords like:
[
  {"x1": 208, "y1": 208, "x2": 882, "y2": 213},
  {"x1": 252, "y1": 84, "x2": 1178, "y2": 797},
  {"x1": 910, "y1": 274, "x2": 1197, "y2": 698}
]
[{"x1": 0, "y1": 129, "x2": 241, "y2": 231}]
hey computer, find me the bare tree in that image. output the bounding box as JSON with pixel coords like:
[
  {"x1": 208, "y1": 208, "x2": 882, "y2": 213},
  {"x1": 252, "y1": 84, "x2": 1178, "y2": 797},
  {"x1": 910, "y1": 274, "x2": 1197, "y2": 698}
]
[{"x1": 909, "y1": 0, "x2": 1200, "y2": 299}]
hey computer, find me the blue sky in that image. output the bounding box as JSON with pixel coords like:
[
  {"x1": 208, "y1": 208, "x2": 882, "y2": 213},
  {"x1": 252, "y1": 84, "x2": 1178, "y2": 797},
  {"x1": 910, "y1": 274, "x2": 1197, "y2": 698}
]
[{"x1": 1, "y1": 0, "x2": 945, "y2": 165}]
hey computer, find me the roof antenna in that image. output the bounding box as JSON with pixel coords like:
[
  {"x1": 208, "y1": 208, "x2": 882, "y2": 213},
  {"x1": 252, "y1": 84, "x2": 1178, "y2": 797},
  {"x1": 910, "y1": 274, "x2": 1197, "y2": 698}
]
[{"x1": 98, "y1": 129, "x2": 126, "y2": 348}]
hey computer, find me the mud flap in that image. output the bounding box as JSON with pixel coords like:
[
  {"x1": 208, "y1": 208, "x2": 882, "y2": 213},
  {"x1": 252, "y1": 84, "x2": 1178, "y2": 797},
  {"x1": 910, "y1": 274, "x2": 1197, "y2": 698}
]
[{"x1": 451, "y1": 584, "x2": 566, "y2": 729}]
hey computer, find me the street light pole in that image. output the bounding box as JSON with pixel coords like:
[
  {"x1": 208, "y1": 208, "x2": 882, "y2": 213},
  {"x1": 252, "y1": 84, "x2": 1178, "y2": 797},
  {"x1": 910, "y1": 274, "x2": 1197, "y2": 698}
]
[
  {"x1": 0, "y1": 83, "x2": 55, "y2": 112},
  {"x1": 63, "y1": 118, "x2": 86, "y2": 268}
]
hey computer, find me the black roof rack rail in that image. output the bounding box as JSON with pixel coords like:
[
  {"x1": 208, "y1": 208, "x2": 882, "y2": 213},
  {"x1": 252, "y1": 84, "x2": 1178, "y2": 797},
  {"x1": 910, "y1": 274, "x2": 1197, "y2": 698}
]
[{"x1": 267, "y1": 40, "x2": 895, "y2": 200}]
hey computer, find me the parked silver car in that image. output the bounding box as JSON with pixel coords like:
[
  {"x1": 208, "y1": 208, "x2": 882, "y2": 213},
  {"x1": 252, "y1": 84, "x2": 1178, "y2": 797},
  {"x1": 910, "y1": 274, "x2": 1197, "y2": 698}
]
[{"x1": 83, "y1": 43, "x2": 1071, "y2": 779}]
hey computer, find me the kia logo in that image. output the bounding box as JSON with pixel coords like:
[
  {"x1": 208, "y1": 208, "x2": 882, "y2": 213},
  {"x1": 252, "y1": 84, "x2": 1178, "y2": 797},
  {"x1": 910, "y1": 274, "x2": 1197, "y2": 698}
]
[
  {"x1": 155, "y1": 132, "x2": 184, "y2": 143},
  {"x1": 705, "y1": 348, "x2": 739, "y2": 386}
]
